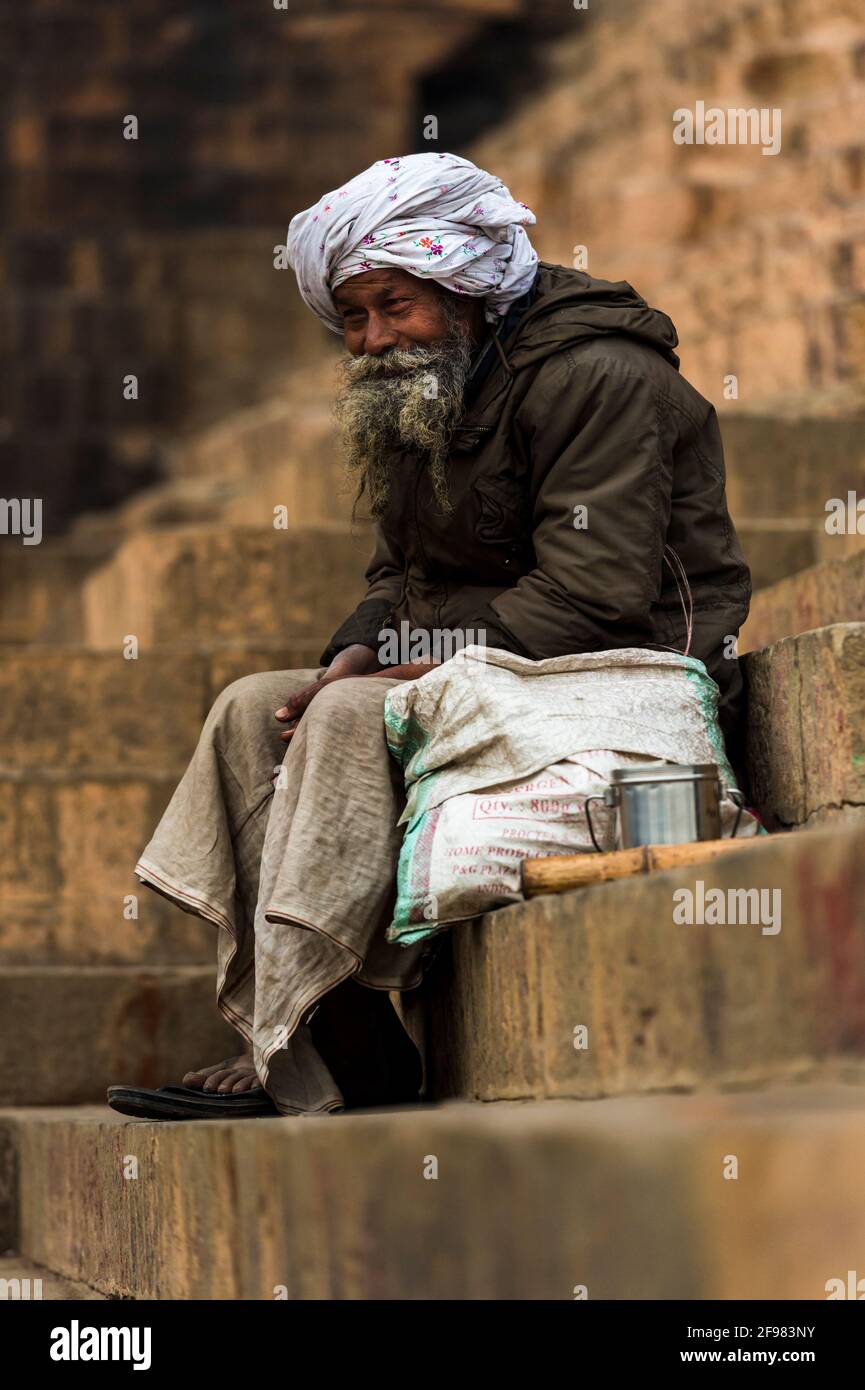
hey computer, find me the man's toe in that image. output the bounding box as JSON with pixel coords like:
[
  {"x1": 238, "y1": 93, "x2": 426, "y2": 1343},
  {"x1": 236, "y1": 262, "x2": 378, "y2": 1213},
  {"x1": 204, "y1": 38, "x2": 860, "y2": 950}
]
[
  {"x1": 229, "y1": 1073, "x2": 259, "y2": 1094},
  {"x1": 182, "y1": 1060, "x2": 230, "y2": 1088},
  {"x1": 203, "y1": 1069, "x2": 237, "y2": 1093}
]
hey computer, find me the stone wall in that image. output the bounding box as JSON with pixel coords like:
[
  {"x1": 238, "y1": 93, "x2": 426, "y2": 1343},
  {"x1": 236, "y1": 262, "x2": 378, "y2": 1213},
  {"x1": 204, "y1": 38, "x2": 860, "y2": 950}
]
[
  {"x1": 0, "y1": 0, "x2": 565, "y2": 534},
  {"x1": 4, "y1": 0, "x2": 863, "y2": 538},
  {"x1": 471, "y1": 0, "x2": 865, "y2": 412}
]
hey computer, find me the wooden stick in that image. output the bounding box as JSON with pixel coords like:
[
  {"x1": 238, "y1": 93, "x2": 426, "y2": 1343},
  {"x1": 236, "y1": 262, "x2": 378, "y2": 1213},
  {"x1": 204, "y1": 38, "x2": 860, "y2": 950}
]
[{"x1": 521, "y1": 835, "x2": 767, "y2": 898}]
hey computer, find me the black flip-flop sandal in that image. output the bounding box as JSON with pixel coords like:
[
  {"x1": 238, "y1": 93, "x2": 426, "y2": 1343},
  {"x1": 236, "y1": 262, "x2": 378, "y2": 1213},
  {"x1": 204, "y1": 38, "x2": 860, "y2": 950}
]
[{"x1": 106, "y1": 1083, "x2": 277, "y2": 1121}]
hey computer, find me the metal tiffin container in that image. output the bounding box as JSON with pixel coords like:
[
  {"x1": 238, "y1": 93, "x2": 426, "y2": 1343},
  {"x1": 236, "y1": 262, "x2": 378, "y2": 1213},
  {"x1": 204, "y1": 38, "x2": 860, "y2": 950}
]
[{"x1": 583, "y1": 761, "x2": 745, "y2": 852}]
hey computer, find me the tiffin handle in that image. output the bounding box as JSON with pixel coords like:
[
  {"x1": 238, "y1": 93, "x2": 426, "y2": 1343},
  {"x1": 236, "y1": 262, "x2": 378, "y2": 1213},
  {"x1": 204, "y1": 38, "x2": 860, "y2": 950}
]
[
  {"x1": 583, "y1": 792, "x2": 608, "y2": 853},
  {"x1": 722, "y1": 784, "x2": 745, "y2": 838}
]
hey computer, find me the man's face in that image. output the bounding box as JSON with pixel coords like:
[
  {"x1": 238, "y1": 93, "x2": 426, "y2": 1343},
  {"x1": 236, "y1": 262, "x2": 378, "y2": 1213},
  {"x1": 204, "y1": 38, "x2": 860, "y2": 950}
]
[
  {"x1": 331, "y1": 268, "x2": 484, "y2": 519},
  {"x1": 333, "y1": 269, "x2": 484, "y2": 356}
]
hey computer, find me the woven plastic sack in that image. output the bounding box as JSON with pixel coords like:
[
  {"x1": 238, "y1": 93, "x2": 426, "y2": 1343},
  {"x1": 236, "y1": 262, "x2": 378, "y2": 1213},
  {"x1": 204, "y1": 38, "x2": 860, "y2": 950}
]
[{"x1": 383, "y1": 645, "x2": 757, "y2": 945}]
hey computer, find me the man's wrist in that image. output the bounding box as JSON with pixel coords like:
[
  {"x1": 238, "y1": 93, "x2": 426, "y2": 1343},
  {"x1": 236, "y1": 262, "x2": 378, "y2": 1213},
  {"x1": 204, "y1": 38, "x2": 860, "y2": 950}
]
[{"x1": 325, "y1": 643, "x2": 381, "y2": 677}]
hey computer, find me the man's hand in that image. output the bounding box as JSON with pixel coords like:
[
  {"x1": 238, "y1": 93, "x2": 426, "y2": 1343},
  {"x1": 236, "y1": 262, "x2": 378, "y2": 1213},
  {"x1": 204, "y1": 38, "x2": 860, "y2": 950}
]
[{"x1": 275, "y1": 643, "x2": 381, "y2": 743}]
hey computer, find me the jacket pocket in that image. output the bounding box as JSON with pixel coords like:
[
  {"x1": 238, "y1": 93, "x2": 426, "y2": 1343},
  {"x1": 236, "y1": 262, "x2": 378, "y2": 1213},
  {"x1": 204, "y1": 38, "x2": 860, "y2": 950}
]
[{"x1": 472, "y1": 475, "x2": 528, "y2": 547}]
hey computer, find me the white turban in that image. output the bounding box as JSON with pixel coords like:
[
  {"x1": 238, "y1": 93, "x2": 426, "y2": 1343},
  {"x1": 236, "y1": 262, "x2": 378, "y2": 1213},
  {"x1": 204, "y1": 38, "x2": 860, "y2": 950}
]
[{"x1": 287, "y1": 152, "x2": 538, "y2": 334}]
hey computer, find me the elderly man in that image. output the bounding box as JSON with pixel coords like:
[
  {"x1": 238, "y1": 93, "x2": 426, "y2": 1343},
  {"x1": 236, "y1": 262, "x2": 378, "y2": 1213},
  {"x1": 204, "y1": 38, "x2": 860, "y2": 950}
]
[{"x1": 108, "y1": 153, "x2": 750, "y2": 1121}]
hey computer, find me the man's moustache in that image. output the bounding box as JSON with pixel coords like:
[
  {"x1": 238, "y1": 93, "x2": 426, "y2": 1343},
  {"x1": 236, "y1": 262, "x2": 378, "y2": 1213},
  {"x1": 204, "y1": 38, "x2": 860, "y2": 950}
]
[{"x1": 343, "y1": 346, "x2": 445, "y2": 382}]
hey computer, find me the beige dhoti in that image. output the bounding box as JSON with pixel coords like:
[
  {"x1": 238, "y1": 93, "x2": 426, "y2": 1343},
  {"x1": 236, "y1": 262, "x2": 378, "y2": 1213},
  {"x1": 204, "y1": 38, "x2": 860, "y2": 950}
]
[{"x1": 135, "y1": 669, "x2": 428, "y2": 1115}]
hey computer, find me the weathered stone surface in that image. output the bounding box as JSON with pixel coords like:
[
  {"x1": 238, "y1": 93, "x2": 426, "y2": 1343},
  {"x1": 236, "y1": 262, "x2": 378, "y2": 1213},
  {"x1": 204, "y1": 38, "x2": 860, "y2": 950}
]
[
  {"x1": 735, "y1": 519, "x2": 819, "y2": 592},
  {"x1": 205, "y1": 644, "x2": 325, "y2": 698},
  {"x1": 2, "y1": 1085, "x2": 864, "y2": 1299},
  {"x1": 0, "y1": 776, "x2": 213, "y2": 965},
  {"x1": 67, "y1": 363, "x2": 370, "y2": 544},
  {"x1": 0, "y1": 644, "x2": 330, "y2": 783},
  {"x1": 0, "y1": 644, "x2": 341, "y2": 965},
  {"x1": 0, "y1": 967, "x2": 236, "y2": 1105},
  {"x1": 745, "y1": 624, "x2": 865, "y2": 827},
  {"x1": 813, "y1": 528, "x2": 865, "y2": 569},
  {"x1": 0, "y1": 650, "x2": 211, "y2": 775},
  {"x1": 2, "y1": 1, "x2": 530, "y2": 530},
  {"x1": 0, "y1": 537, "x2": 112, "y2": 645},
  {"x1": 722, "y1": 413, "x2": 865, "y2": 524},
  {"x1": 740, "y1": 551, "x2": 865, "y2": 653},
  {"x1": 81, "y1": 527, "x2": 366, "y2": 650},
  {"x1": 400, "y1": 821, "x2": 865, "y2": 1102},
  {"x1": 168, "y1": 364, "x2": 356, "y2": 530},
  {"x1": 6, "y1": 0, "x2": 865, "y2": 554},
  {"x1": 474, "y1": 3, "x2": 865, "y2": 406}
]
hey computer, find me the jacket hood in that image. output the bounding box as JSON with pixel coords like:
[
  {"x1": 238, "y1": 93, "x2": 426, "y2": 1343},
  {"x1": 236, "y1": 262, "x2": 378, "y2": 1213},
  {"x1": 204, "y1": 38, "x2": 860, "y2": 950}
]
[{"x1": 501, "y1": 262, "x2": 680, "y2": 372}]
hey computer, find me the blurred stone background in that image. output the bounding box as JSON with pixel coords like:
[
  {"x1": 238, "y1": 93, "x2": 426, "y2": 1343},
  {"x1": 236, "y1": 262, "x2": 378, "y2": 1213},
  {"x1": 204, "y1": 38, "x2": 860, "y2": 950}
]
[
  {"x1": 2, "y1": 0, "x2": 864, "y2": 559},
  {"x1": 0, "y1": 0, "x2": 571, "y2": 533}
]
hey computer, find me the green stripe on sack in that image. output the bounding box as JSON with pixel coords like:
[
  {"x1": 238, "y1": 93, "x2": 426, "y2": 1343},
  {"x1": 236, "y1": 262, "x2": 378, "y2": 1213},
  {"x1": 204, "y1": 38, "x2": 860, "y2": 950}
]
[
  {"x1": 383, "y1": 702, "x2": 431, "y2": 775},
  {"x1": 387, "y1": 769, "x2": 443, "y2": 944},
  {"x1": 681, "y1": 658, "x2": 738, "y2": 790}
]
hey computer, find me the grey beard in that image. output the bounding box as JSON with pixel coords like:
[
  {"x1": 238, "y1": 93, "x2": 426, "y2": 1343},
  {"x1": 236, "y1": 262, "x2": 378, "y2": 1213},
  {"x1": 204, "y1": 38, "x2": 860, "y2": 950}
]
[{"x1": 333, "y1": 308, "x2": 474, "y2": 518}]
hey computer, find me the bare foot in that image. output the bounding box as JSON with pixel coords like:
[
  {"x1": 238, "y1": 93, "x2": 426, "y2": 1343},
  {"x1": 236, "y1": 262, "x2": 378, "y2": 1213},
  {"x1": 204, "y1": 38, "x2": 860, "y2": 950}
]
[{"x1": 181, "y1": 1053, "x2": 261, "y2": 1095}]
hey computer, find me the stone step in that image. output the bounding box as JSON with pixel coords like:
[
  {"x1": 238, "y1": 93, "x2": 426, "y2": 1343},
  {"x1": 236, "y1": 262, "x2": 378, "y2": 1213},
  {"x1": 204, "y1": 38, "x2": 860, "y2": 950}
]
[
  {"x1": 0, "y1": 650, "x2": 210, "y2": 780},
  {"x1": 163, "y1": 362, "x2": 354, "y2": 531},
  {"x1": 399, "y1": 821, "x2": 865, "y2": 1103},
  {"x1": 8, "y1": 803, "x2": 861, "y2": 1112},
  {"x1": 0, "y1": 773, "x2": 214, "y2": 965},
  {"x1": 722, "y1": 411, "x2": 865, "y2": 527},
  {"x1": 735, "y1": 518, "x2": 865, "y2": 594},
  {"x1": 0, "y1": 535, "x2": 115, "y2": 646},
  {"x1": 0, "y1": 967, "x2": 236, "y2": 1107},
  {"x1": 741, "y1": 550, "x2": 865, "y2": 654},
  {"x1": 0, "y1": 642, "x2": 334, "y2": 967},
  {"x1": 0, "y1": 1255, "x2": 105, "y2": 1301},
  {"x1": 0, "y1": 643, "x2": 325, "y2": 778},
  {"x1": 1, "y1": 1084, "x2": 863, "y2": 1299},
  {"x1": 81, "y1": 524, "x2": 367, "y2": 650},
  {"x1": 0, "y1": 510, "x2": 847, "y2": 648},
  {"x1": 744, "y1": 624, "x2": 865, "y2": 829},
  {"x1": 0, "y1": 481, "x2": 363, "y2": 650},
  {"x1": 735, "y1": 517, "x2": 821, "y2": 592}
]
